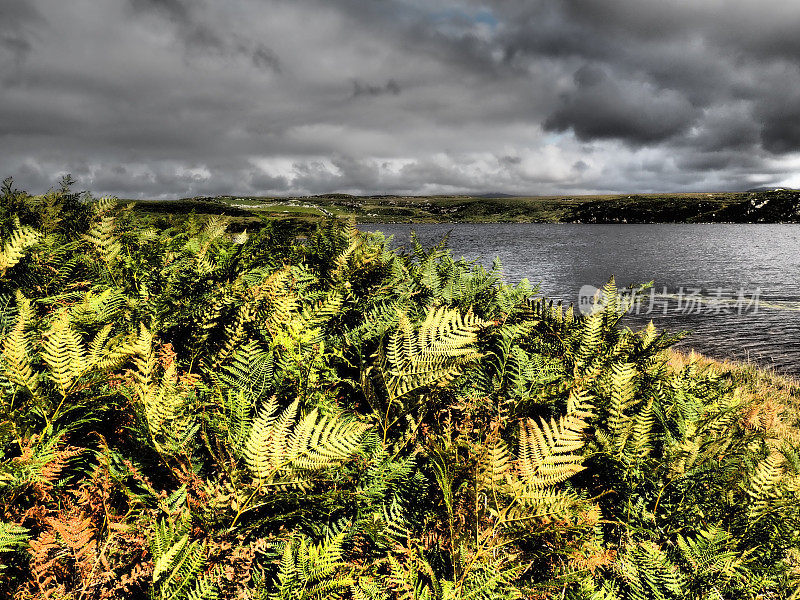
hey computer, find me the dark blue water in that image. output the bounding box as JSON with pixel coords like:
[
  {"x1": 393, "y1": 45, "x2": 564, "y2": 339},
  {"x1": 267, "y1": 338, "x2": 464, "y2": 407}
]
[{"x1": 366, "y1": 223, "x2": 800, "y2": 375}]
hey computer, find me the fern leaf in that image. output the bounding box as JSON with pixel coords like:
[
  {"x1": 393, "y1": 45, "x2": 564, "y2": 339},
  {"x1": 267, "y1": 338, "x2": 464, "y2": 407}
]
[
  {"x1": 1, "y1": 294, "x2": 38, "y2": 394},
  {"x1": 575, "y1": 312, "x2": 604, "y2": 372},
  {"x1": 216, "y1": 340, "x2": 273, "y2": 401},
  {"x1": 41, "y1": 311, "x2": 86, "y2": 395},
  {"x1": 476, "y1": 430, "x2": 513, "y2": 493},
  {"x1": 243, "y1": 397, "x2": 295, "y2": 481},
  {"x1": 288, "y1": 409, "x2": 371, "y2": 471},
  {"x1": 83, "y1": 198, "x2": 123, "y2": 270},
  {"x1": 619, "y1": 541, "x2": 686, "y2": 599},
  {"x1": 606, "y1": 361, "x2": 639, "y2": 454},
  {"x1": 747, "y1": 451, "x2": 785, "y2": 520},
  {"x1": 517, "y1": 404, "x2": 590, "y2": 489},
  {"x1": 153, "y1": 533, "x2": 190, "y2": 584},
  {"x1": 150, "y1": 516, "x2": 218, "y2": 600},
  {"x1": 0, "y1": 522, "x2": 29, "y2": 554},
  {"x1": 244, "y1": 400, "x2": 369, "y2": 487},
  {"x1": 0, "y1": 220, "x2": 39, "y2": 276},
  {"x1": 385, "y1": 306, "x2": 486, "y2": 401}
]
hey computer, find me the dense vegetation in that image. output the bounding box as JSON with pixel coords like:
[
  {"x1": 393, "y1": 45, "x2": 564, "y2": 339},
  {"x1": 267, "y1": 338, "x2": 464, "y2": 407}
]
[{"x1": 1, "y1": 179, "x2": 800, "y2": 598}]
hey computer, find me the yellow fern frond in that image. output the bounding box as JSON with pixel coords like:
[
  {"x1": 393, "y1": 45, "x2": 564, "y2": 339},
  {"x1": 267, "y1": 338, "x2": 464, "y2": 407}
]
[
  {"x1": 243, "y1": 396, "x2": 289, "y2": 480},
  {"x1": 216, "y1": 267, "x2": 300, "y2": 364},
  {"x1": 517, "y1": 392, "x2": 592, "y2": 489},
  {"x1": 508, "y1": 488, "x2": 585, "y2": 522},
  {"x1": 260, "y1": 267, "x2": 300, "y2": 336},
  {"x1": 385, "y1": 306, "x2": 486, "y2": 401},
  {"x1": 196, "y1": 214, "x2": 230, "y2": 268},
  {"x1": 84, "y1": 198, "x2": 122, "y2": 266},
  {"x1": 575, "y1": 312, "x2": 604, "y2": 371},
  {"x1": 1, "y1": 294, "x2": 38, "y2": 394},
  {"x1": 88, "y1": 323, "x2": 136, "y2": 372},
  {"x1": 39, "y1": 301, "x2": 137, "y2": 399},
  {"x1": 477, "y1": 429, "x2": 514, "y2": 493},
  {"x1": 0, "y1": 220, "x2": 39, "y2": 276},
  {"x1": 201, "y1": 214, "x2": 230, "y2": 244},
  {"x1": 131, "y1": 325, "x2": 192, "y2": 445},
  {"x1": 132, "y1": 324, "x2": 156, "y2": 392},
  {"x1": 41, "y1": 312, "x2": 86, "y2": 396},
  {"x1": 244, "y1": 399, "x2": 369, "y2": 488}
]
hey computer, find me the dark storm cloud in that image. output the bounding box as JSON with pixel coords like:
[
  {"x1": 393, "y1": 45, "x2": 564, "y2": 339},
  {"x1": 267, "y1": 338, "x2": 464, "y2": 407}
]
[
  {"x1": 544, "y1": 65, "x2": 698, "y2": 144},
  {"x1": 3, "y1": 0, "x2": 800, "y2": 197}
]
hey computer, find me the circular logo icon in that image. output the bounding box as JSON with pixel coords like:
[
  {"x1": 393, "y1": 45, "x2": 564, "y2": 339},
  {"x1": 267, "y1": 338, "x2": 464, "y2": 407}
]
[{"x1": 578, "y1": 284, "x2": 601, "y2": 315}]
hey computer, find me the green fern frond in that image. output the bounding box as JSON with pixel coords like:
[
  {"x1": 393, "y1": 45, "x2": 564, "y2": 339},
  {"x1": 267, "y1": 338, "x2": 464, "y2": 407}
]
[
  {"x1": 301, "y1": 291, "x2": 343, "y2": 333},
  {"x1": 70, "y1": 287, "x2": 129, "y2": 326},
  {"x1": 619, "y1": 541, "x2": 686, "y2": 600},
  {"x1": 270, "y1": 533, "x2": 352, "y2": 600},
  {"x1": 352, "y1": 579, "x2": 390, "y2": 600},
  {"x1": 150, "y1": 517, "x2": 218, "y2": 600},
  {"x1": 386, "y1": 550, "x2": 437, "y2": 600},
  {"x1": 747, "y1": 451, "x2": 785, "y2": 520},
  {"x1": 344, "y1": 300, "x2": 404, "y2": 347},
  {"x1": 216, "y1": 340, "x2": 273, "y2": 400},
  {"x1": 0, "y1": 522, "x2": 29, "y2": 554},
  {"x1": 677, "y1": 526, "x2": 743, "y2": 583}
]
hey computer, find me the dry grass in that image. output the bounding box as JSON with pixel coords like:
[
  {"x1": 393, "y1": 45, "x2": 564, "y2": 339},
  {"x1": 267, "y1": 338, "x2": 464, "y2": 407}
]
[{"x1": 668, "y1": 348, "x2": 800, "y2": 442}]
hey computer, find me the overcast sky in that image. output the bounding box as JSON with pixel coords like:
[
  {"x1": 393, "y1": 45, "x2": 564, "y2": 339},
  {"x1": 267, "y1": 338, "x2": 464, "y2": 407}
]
[{"x1": 3, "y1": 0, "x2": 800, "y2": 197}]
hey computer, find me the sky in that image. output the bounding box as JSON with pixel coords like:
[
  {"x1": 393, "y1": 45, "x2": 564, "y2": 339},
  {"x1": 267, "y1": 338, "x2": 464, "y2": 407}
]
[{"x1": 3, "y1": 0, "x2": 800, "y2": 198}]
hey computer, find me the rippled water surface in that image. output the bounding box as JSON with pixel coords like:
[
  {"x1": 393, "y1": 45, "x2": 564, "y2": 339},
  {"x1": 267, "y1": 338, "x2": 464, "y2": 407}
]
[{"x1": 366, "y1": 223, "x2": 800, "y2": 375}]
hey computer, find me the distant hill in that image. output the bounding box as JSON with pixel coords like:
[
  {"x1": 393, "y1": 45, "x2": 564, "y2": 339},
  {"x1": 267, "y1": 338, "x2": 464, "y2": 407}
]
[
  {"x1": 474, "y1": 192, "x2": 518, "y2": 198},
  {"x1": 746, "y1": 186, "x2": 797, "y2": 192},
  {"x1": 132, "y1": 190, "x2": 800, "y2": 224}
]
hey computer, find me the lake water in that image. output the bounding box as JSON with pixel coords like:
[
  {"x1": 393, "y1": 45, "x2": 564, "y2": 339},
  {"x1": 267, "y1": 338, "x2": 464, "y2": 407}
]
[{"x1": 365, "y1": 223, "x2": 800, "y2": 375}]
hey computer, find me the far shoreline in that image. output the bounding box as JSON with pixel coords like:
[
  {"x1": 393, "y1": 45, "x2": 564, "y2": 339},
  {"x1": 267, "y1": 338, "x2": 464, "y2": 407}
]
[{"x1": 125, "y1": 188, "x2": 800, "y2": 225}]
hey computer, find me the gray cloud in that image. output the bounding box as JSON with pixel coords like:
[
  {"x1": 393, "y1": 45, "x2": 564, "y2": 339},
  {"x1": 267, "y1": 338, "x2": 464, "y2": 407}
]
[
  {"x1": 352, "y1": 79, "x2": 401, "y2": 98},
  {"x1": 3, "y1": 0, "x2": 800, "y2": 197},
  {"x1": 126, "y1": 0, "x2": 280, "y2": 72},
  {"x1": 544, "y1": 65, "x2": 698, "y2": 144},
  {"x1": 0, "y1": 0, "x2": 46, "y2": 73}
]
